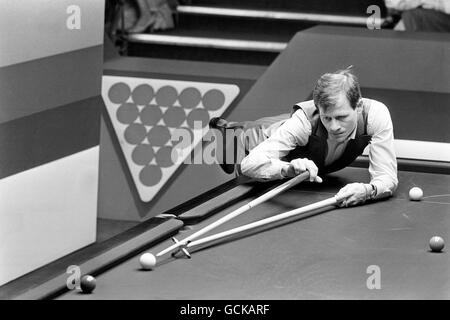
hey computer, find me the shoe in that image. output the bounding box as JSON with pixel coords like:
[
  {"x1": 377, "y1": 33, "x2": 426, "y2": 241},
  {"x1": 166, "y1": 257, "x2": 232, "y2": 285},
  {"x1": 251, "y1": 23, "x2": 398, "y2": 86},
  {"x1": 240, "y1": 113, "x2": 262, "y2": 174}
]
[
  {"x1": 209, "y1": 117, "x2": 227, "y2": 129},
  {"x1": 209, "y1": 117, "x2": 236, "y2": 175},
  {"x1": 126, "y1": 14, "x2": 156, "y2": 33},
  {"x1": 381, "y1": 14, "x2": 401, "y2": 29}
]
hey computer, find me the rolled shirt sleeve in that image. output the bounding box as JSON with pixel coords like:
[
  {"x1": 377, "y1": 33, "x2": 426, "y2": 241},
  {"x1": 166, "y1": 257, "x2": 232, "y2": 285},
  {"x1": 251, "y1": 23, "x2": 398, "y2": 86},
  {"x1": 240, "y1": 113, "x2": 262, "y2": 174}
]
[
  {"x1": 385, "y1": 0, "x2": 450, "y2": 13},
  {"x1": 443, "y1": 0, "x2": 450, "y2": 14},
  {"x1": 240, "y1": 110, "x2": 312, "y2": 180},
  {"x1": 366, "y1": 100, "x2": 399, "y2": 199},
  {"x1": 384, "y1": 0, "x2": 422, "y2": 10},
  {"x1": 429, "y1": 0, "x2": 450, "y2": 14}
]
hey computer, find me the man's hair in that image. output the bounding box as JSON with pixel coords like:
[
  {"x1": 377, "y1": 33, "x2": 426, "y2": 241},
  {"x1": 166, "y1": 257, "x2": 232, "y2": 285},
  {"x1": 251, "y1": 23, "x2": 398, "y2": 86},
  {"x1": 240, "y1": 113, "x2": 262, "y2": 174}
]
[{"x1": 313, "y1": 67, "x2": 362, "y2": 111}]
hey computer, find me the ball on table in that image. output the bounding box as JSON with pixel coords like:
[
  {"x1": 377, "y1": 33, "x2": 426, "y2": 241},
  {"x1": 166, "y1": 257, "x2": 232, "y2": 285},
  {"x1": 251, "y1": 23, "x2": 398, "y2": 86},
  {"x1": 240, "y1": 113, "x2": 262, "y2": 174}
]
[
  {"x1": 139, "y1": 252, "x2": 156, "y2": 270},
  {"x1": 409, "y1": 187, "x2": 423, "y2": 201},
  {"x1": 80, "y1": 275, "x2": 96, "y2": 293},
  {"x1": 429, "y1": 236, "x2": 445, "y2": 252}
]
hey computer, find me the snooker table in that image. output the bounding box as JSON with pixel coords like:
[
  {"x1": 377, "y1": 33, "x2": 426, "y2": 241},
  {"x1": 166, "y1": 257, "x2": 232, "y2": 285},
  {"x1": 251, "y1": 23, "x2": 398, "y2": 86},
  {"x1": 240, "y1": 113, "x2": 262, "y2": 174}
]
[{"x1": 16, "y1": 161, "x2": 450, "y2": 300}]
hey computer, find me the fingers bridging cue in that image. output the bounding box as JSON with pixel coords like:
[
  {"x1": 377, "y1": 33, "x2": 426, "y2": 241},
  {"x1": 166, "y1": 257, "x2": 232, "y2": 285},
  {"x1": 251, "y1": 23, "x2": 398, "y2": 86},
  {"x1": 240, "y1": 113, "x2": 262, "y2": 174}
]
[{"x1": 171, "y1": 237, "x2": 191, "y2": 258}]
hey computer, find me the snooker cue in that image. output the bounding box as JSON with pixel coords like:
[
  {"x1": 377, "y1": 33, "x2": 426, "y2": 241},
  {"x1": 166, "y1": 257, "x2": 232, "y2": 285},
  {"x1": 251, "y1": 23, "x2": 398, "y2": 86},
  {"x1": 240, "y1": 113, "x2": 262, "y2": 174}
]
[
  {"x1": 156, "y1": 172, "x2": 312, "y2": 257},
  {"x1": 186, "y1": 196, "x2": 338, "y2": 250}
]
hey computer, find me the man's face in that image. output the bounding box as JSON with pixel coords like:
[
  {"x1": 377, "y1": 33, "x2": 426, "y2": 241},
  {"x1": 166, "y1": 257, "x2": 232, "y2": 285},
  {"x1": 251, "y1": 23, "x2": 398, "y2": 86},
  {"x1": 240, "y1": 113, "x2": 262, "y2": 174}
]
[{"x1": 318, "y1": 94, "x2": 358, "y2": 143}]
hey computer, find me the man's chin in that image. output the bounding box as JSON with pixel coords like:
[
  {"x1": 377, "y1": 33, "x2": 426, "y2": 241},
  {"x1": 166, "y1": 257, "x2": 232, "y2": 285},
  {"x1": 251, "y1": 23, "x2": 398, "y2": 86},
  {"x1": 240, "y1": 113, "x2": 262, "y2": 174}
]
[{"x1": 330, "y1": 133, "x2": 347, "y2": 142}]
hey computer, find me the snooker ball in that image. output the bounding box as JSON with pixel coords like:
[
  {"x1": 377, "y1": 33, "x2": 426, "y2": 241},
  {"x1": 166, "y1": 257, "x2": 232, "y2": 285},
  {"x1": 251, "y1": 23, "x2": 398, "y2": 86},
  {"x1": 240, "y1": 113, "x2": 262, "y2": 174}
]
[
  {"x1": 409, "y1": 187, "x2": 423, "y2": 201},
  {"x1": 80, "y1": 275, "x2": 96, "y2": 293},
  {"x1": 139, "y1": 253, "x2": 156, "y2": 270},
  {"x1": 429, "y1": 236, "x2": 445, "y2": 252}
]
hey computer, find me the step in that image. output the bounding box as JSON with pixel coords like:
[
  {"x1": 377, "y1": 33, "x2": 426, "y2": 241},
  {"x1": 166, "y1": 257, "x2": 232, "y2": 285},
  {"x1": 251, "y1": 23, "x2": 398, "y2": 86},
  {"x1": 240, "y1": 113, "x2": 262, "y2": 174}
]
[
  {"x1": 186, "y1": 0, "x2": 388, "y2": 16},
  {"x1": 127, "y1": 33, "x2": 288, "y2": 52},
  {"x1": 177, "y1": 6, "x2": 371, "y2": 25},
  {"x1": 103, "y1": 56, "x2": 266, "y2": 81}
]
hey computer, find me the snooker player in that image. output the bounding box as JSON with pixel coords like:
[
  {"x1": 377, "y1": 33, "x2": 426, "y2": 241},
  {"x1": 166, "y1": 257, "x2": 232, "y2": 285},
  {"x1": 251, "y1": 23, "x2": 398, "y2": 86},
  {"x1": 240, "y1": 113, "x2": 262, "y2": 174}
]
[{"x1": 210, "y1": 67, "x2": 398, "y2": 207}]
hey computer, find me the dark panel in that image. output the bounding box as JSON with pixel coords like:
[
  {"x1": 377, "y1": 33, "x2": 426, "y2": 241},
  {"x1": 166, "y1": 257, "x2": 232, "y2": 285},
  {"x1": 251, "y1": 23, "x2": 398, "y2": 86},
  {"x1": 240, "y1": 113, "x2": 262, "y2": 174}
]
[
  {"x1": 228, "y1": 26, "x2": 450, "y2": 123},
  {"x1": 127, "y1": 42, "x2": 279, "y2": 66},
  {"x1": 104, "y1": 33, "x2": 120, "y2": 62},
  {"x1": 0, "y1": 96, "x2": 102, "y2": 179},
  {"x1": 0, "y1": 45, "x2": 103, "y2": 124},
  {"x1": 174, "y1": 14, "x2": 315, "y2": 42},
  {"x1": 302, "y1": 24, "x2": 450, "y2": 41},
  {"x1": 362, "y1": 88, "x2": 450, "y2": 143},
  {"x1": 103, "y1": 56, "x2": 266, "y2": 81}
]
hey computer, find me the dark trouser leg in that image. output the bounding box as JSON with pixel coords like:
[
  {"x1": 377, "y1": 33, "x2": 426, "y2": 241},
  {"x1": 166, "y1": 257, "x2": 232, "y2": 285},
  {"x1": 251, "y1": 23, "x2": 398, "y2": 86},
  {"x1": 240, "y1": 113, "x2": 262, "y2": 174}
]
[
  {"x1": 127, "y1": 0, "x2": 155, "y2": 33},
  {"x1": 209, "y1": 114, "x2": 290, "y2": 175}
]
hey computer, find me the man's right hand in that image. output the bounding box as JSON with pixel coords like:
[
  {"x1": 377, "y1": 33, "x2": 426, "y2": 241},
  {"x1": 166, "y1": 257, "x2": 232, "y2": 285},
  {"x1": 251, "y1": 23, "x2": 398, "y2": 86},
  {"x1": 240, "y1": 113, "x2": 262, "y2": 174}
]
[{"x1": 282, "y1": 158, "x2": 322, "y2": 183}]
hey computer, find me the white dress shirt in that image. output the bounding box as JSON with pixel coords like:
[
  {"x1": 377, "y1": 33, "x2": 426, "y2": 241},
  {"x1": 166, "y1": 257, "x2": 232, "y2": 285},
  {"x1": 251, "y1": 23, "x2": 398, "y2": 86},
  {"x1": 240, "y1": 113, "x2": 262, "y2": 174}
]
[
  {"x1": 385, "y1": 0, "x2": 450, "y2": 14},
  {"x1": 240, "y1": 99, "x2": 398, "y2": 199}
]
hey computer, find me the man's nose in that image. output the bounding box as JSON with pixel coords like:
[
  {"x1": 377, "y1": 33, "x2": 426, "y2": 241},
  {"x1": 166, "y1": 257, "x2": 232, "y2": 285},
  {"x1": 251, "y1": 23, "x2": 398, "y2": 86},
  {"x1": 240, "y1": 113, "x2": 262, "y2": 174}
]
[{"x1": 329, "y1": 119, "x2": 341, "y2": 132}]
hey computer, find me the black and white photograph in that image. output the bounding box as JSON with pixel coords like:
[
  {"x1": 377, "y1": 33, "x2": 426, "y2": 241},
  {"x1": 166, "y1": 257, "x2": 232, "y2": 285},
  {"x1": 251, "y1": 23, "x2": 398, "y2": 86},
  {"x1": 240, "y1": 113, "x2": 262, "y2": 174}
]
[{"x1": 1, "y1": 0, "x2": 449, "y2": 308}]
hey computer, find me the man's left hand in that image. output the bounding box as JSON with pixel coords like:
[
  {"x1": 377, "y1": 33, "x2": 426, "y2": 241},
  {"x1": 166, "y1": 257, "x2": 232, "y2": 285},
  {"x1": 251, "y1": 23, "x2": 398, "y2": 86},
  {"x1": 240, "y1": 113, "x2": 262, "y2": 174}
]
[{"x1": 336, "y1": 183, "x2": 369, "y2": 207}]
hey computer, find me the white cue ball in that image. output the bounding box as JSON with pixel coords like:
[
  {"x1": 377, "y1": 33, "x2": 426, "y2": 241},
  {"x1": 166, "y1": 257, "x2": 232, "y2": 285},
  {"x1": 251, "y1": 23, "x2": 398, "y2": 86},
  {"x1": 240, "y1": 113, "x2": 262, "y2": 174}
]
[
  {"x1": 429, "y1": 236, "x2": 445, "y2": 252},
  {"x1": 139, "y1": 253, "x2": 156, "y2": 270},
  {"x1": 409, "y1": 187, "x2": 423, "y2": 201}
]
